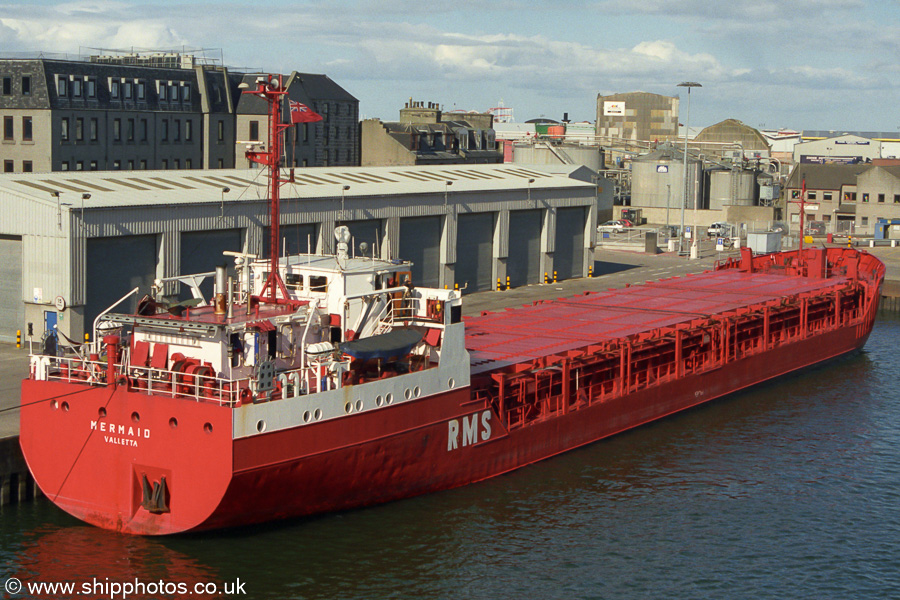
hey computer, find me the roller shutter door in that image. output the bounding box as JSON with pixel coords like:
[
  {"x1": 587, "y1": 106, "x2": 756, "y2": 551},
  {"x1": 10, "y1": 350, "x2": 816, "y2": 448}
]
[
  {"x1": 344, "y1": 220, "x2": 383, "y2": 259},
  {"x1": 86, "y1": 235, "x2": 157, "y2": 331},
  {"x1": 263, "y1": 224, "x2": 318, "y2": 258},
  {"x1": 399, "y1": 216, "x2": 441, "y2": 288},
  {"x1": 456, "y1": 213, "x2": 494, "y2": 293},
  {"x1": 0, "y1": 235, "x2": 23, "y2": 343},
  {"x1": 180, "y1": 229, "x2": 243, "y2": 301},
  {"x1": 507, "y1": 210, "x2": 542, "y2": 287},
  {"x1": 554, "y1": 207, "x2": 585, "y2": 281}
]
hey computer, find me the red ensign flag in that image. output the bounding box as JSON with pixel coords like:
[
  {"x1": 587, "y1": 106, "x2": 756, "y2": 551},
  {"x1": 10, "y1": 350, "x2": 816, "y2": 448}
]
[{"x1": 289, "y1": 100, "x2": 323, "y2": 124}]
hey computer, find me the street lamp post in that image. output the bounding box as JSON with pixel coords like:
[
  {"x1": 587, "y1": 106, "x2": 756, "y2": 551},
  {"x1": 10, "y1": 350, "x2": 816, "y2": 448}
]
[
  {"x1": 677, "y1": 81, "x2": 701, "y2": 257},
  {"x1": 340, "y1": 184, "x2": 350, "y2": 222}
]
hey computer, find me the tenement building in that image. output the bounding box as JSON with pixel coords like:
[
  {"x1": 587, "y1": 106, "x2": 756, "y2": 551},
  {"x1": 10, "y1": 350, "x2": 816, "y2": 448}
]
[{"x1": 0, "y1": 53, "x2": 358, "y2": 173}]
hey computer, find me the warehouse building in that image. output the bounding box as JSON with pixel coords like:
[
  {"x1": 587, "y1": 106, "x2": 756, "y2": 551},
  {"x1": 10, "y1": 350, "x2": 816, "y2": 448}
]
[{"x1": 0, "y1": 164, "x2": 602, "y2": 343}]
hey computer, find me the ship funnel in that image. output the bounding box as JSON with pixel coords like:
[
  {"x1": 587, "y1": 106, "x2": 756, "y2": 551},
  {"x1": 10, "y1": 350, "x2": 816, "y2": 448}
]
[{"x1": 214, "y1": 264, "x2": 227, "y2": 315}]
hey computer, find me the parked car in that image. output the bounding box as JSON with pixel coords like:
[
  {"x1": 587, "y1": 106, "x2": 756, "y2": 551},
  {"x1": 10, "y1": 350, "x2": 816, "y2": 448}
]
[
  {"x1": 598, "y1": 220, "x2": 630, "y2": 233},
  {"x1": 707, "y1": 222, "x2": 731, "y2": 237},
  {"x1": 805, "y1": 222, "x2": 826, "y2": 235}
]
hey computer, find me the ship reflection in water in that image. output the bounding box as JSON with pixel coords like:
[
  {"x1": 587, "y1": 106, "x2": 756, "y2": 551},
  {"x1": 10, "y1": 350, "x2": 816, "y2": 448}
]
[
  {"x1": 3, "y1": 316, "x2": 899, "y2": 599},
  {"x1": 10, "y1": 525, "x2": 222, "y2": 599}
]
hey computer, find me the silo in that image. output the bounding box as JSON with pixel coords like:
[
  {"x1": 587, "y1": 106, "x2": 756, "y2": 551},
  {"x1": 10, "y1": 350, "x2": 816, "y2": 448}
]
[
  {"x1": 708, "y1": 169, "x2": 757, "y2": 209},
  {"x1": 631, "y1": 146, "x2": 701, "y2": 210}
]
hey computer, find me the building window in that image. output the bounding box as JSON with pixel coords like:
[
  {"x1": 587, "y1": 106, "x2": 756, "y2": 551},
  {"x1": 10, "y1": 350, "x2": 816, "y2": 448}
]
[
  {"x1": 75, "y1": 117, "x2": 83, "y2": 141},
  {"x1": 174, "y1": 119, "x2": 181, "y2": 142},
  {"x1": 861, "y1": 217, "x2": 869, "y2": 227},
  {"x1": 72, "y1": 78, "x2": 81, "y2": 97},
  {"x1": 61, "y1": 161, "x2": 69, "y2": 171},
  {"x1": 894, "y1": 194, "x2": 900, "y2": 204},
  {"x1": 249, "y1": 120, "x2": 259, "y2": 141},
  {"x1": 3, "y1": 116, "x2": 12, "y2": 140},
  {"x1": 140, "y1": 119, "x2": 148, "y2": 142},
  {"x1": 2, "y1": 77, "x2": 10, "y2": 95},
  {"x1": 182, "y1": 85, "x2": 190, "y2": 101},
  {"x1": 124, "y1": 81, "x2": 132, "y2": 99},
  {"x1": 110, "y1": 80, "x2": 119, "y2": 98},
  {"x1": 75, "y1": 161, "x2": 83, "y2": 171},
  {"x1": 57, "y1": 77, "x2": 67, "y2": 97},
  {"x1": 61, "y1": 118, "x2": 69, "y2": 141},
  {"x1": 217, "y1": 120, "x2": 224, "y2": 142},
  {"x1": 217, "y1": 158, "x2": 224, "y2": 169},
  {"x1": 3, "y1": 160, "x2": 12, "y2": 172},
  {"x1": 21, "y1": 76, "x2": 30, "y2": 96},
  {"x1": 113, "y1": 160, "x2": 121, "y2": 169},
  {"x1": 823, "y1": 192, "x2": 832, "y2": 201},
  {"x1": 140, "y1": 159, "x2": 147, "y2": 169},
  {"x1": 90, "y1": 118, "x2": 98, "y2": 141},
  {"x1": 168, "y1": 83, "x2": 177, "y2": 101},
  {"x1": 127, "y1": 118, "x2": 134, "y2": 142},
  {"x1": 128, "y1": 159, "x2": 134, "y2": 169},
  {"x1": 185, "y1": 158, "x2": 192, "y2": 169},
  {"x1": 185, "y1": 120, "x2": 193, "y2": 141},
  {"x1": 844, "y1": 191, "x2": 857, "y2": 202},
  {"x1": 162, "y1": 159, "x2": 168, "y2": 169},
  {"x1": 86, "y1": 78, "x2": 96, "y2": 98},
  {"x1": 808, "y1": 191, "x2": 816, "y2": 200},
  {"x1": 90, "y1": 161, "x2": 98, "y2": 170},
  {"x1": 158, "y1": 82, "x2": 166, "y2": 100},
  {"x1": 137, "y1": 81, "x2": 145, "y2": 100},
  {"x1": 174, "y1": 159, "x2": 180, "y2": 169},
  {"x1": 862, "y1": 193, "x2": 869, "y2": 203},
  {"x1": 303, "y1": 122, "x2": 309, "y2": 142},
  {"x1": 23, "y1": 161, "x2": 32, "y2": 172},
  {"x1": 113, "y1": 118, "x2": 121, "y2": 142},
  {"x1": 878, "y1": 193, "x2": 885, "y2": 203},
  {"x1": 22, "y1": 116, "x2": 32, "y2": 141},
  {"x1": 161, "y1": 119, "x2": 169, "y2": 142}
]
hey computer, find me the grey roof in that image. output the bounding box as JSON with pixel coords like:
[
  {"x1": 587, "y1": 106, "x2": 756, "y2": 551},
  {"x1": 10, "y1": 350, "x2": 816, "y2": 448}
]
[
  {"x1": 235, "y1": 71, "x2": 357, "y2": 115},
  {"x1": 0, "y1": 164, "x2": 590, "y2": 211},
  {"x1": 785, "y1": 163, "x2": 873, "y2": 190},
  {"x1": 802, "y1": 130, "x2": 900, "y2": 142}
]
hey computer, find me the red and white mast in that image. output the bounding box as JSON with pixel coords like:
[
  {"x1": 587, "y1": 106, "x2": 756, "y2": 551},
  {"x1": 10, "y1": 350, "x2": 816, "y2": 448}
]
[{"x1": 243, "y1": 75, "x2": 291, "y2": 303}]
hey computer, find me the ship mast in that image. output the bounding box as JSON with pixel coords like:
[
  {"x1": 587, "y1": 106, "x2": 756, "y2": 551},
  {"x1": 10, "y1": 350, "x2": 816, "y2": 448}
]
[{"x1": 243, "y1": 74, "x2": 291, "y2": 303}]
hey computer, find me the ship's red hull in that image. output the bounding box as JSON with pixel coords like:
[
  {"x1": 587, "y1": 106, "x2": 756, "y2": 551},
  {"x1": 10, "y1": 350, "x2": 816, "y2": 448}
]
[
  {"x1": 20, "y1": 247, "x2": 885, "y2": 534},
  {"x1": 20, "y1": 315, "x2": 871, "y2": 534}
]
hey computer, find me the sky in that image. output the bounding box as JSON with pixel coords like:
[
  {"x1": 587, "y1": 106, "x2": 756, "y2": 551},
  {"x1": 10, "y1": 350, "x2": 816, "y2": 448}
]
[{"x1": 2, "y1": 0, "x2": 899, "y2": 132}]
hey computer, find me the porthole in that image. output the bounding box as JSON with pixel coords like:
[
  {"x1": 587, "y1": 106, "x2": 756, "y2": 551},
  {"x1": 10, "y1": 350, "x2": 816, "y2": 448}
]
[
  {"x1": 355, "y1": 400, "x2": 362, "y2": 412},
  {"x1": 98, "y1": 407, "x2": 107, "y2": 418},
  {"x1": 314, "y1": 408, "x2": 322, "y2": 420},
  {"x1": 344, "y1": 401, "x2": 353, "y2": 414},
  {"x1": 386, "y1": 393, "x2": 394, "y2": 405},
  {"x1": 376, "y1": 395, "x2": 384, "y2": 407},
  {"x1": 203, "y1": 422, "x2": 213, "y2": 434},
  {"x1": 404, "y1": 388, "x2": 412, "y2": 400},
  {"x1": 131, "y1": 411, "x2": 140, "y2": 423},
  {"x1": 448, "y1": 378, "x2": 455, "y2": 389},
  {"x1": 169, "y1": 417, "x2": 178, "y2": 429},
  {"x1": 256, "y1": 420, "x2": 266, "y2": 433},
  {"x1": 62, "y1": 401, "x2": 70, "y2": 412},
  {"x1": 414, "y1": 386, "x2": 421, "y2": 398},
  {"x1": 303, "y1": 411, "x2": 311, "y2": 423},
  {"x1": 51, "y1": 400, "x2": 58, "y2": 411}
]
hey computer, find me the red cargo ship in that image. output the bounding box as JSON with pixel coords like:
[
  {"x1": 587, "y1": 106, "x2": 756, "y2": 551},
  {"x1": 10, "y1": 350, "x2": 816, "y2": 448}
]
[{"x1": 19, "y1": 77, "x2": 886, "y2": 535}]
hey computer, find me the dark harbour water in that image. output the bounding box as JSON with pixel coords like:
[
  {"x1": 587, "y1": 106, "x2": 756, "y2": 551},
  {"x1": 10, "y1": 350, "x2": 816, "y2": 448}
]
[{"x1": 2, "y1": 315, "x2": 900, "y2": 600}]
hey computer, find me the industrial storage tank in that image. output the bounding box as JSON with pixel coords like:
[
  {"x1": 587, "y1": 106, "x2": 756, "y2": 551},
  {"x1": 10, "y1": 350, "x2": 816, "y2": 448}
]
[
  {"x1": 510, "y1": 142, "x2": 602, "y2": 171},
  {"x1": 631, "y1": 146, "x2": 702, "y2": 210},
  {"x1": 708, "y1": 169, "x2": 757, "y2": 209},
  {"x1": 546, "y1": 125, "x2": 566, "y2": 139}
]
